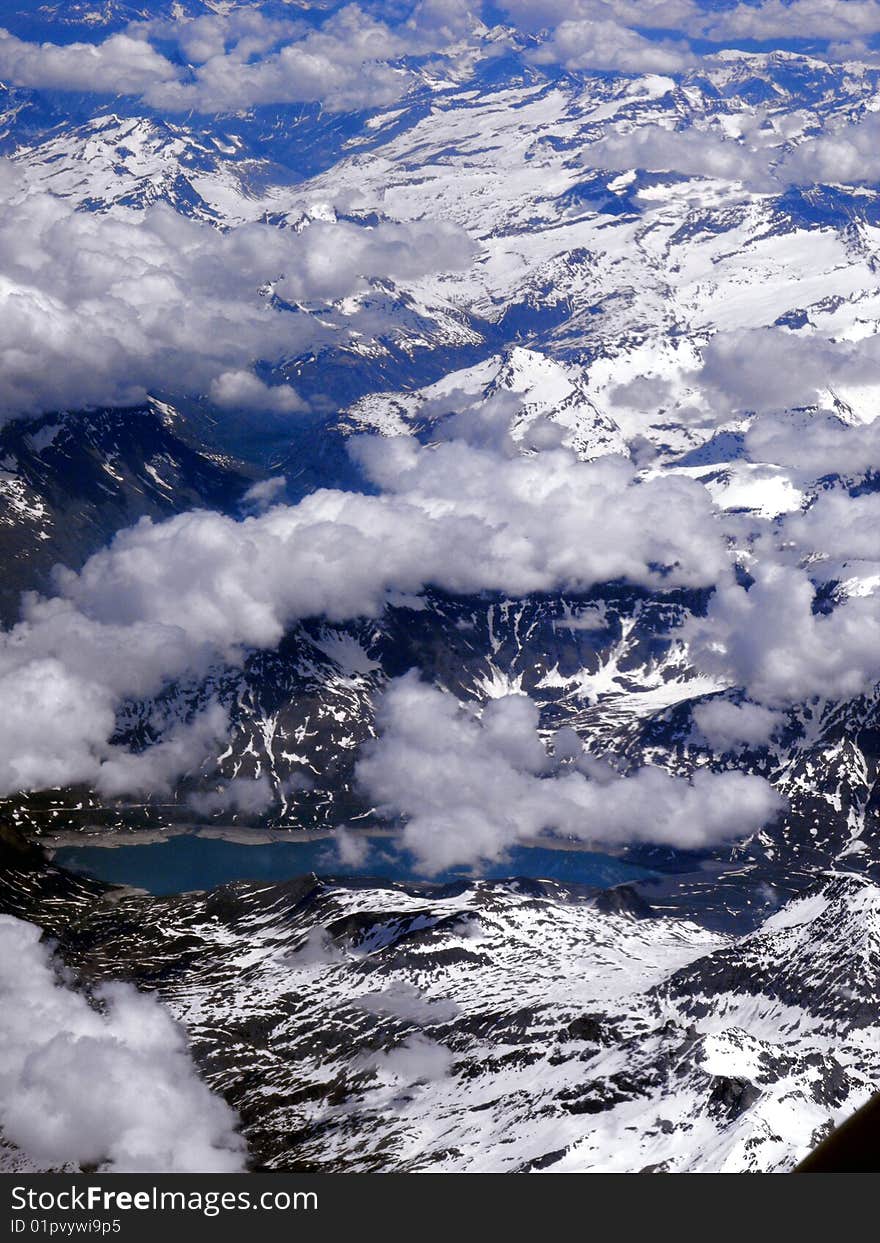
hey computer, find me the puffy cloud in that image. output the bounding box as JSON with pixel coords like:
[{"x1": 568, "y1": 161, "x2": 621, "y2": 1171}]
[
  {"x1": 209, "y1": 371, "x2": 307, "y2": 415},
  {"x1": 367, "y1": 1035, "x2": 453, "y2": 1083},
  {"x1": 781, "y1": 489, "x2": 880, "y2": 562},
  {"x1": 96, "y1": 705, "x2": 230, "y2": 798},
  {"x1": 0, "y1": 645, "x2": 226, "y2": 799},
  {"x1": 355, "y1": 674, "x2": 784, "y2": 871},
  {"x1": 531, "y1": 19, "x2": 695, "y2": 74},
  {"x1": 687, "y1": 564, "x2": 880, "y2": 705},
  {"x1": 51, "y1": 438, "x2": 728, "y2": 645},
  {"x1": 746, "y1": 408, "x2": 880, "y2": 479},
  {"x1": 189, "y1": 775, "x2": 275, "y2": 818},
  {"x1": 333, "y1": 826, "x2": 372, "y2": 867},
  {"x1": 499, "y1": 0, "x2": 700, "y2": 35},
  {"x1": 583, "y1": 124, "x2": 775, "y2": 186},
  {"x1": 0, "y1": 431, "x2": 732, "y2": 801},
  {"x1": 776, "y1": 111, "x2": 880, "y2": 187},
  {"x1": 697, "y1": 328, "x2": 880, "y2": 419},
  {"x1": 242, "y1": 476, "x2": 288, "y2": 512},
  {"x1": 0, "y1": 28, "x2": 176, "y2": 95},
  {"x1": 0, "y1": 169, "x2": 472, "y2": 420},
  {"x1": 356, "y1": 981, "x2": 460, "y2": 1023},
  {"x1": 503, "y1": 0, "x2": 880, "y2": 43},
  {"x1": 703, "y1": 0, "x2": 880, "y2": 42},
  {"x1": 692, "y1": 698, "x2": 784, "y2": 751},
  {"x1": 146, "y1": 7, "x2": 412, "y2": 114},
  {"x1": 139, "y1": 3, "x2": 483, "y2": 114},
  {"x1": 0, "y1": 915, "x2": 244, "y2": 1172}
]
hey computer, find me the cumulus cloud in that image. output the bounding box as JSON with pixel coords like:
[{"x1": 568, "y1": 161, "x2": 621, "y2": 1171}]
[
  {"x1": 0, "y1": 426, "x2": 736, "y2": 801},
  {"x1": 355, "y1": 674, "x2": 784, "y2": 871},
  {"x1": 503, "y1": 0, "x2": 880, "y2": 43},
  {"x1": 356, "y1": 981, "x2": 460, "y2": 1023},
  {"x1": 189, "y1": 776, "x2": 275, "y2": 818},
  {"x1": 703, "y1": 0, "x2": 880, "y2": 42},
  {"x1": 782, "y1": 490, "x2": 880, "y2": 562},
  {"x1": 333, "y1": 826, "x2": 372, "y2": 867},
  {"x1": 209, "y1": 371, "x2": 307, "y2": 415},
  {"x1": 692, "y1": 698, "x2": 784, "y2": 751},
  {"x1": 531, "y1": 19, "x2": 695, "y2": 74},
  {"x1": 144, "y1": 6, "x2": 415, "y2": 113},
  {"x1": 367, "y1": 1035, "x2": 453, "y2": 1083},
  {"x1": 583, "y1": 124, "x2": 775, "y2": 186},
  {"x1": 0, "y1": 28, "x2": 176, "y2": 95},
  {"x1": 0, "y1": 915, "x2": 244, "y2": 1172},
  {"x1": 687, "y1": 564, "x2": 880, "y2": 705},
  {"x1": 746, "y1": 408, "x2": 880, "y2": 479},
  {"x1": 52, "y1": 437, "x2": 729, "y2": 646},
  {"x1": 696, "y1": 328, "x2": 880, "y2": 419},
  {"x1": 776, "y1": 111, "x2": 880, "y2": 186},
  {"x1": 242, "y1": 476, "x2": 288, "y2": 512},
  {"x1": 0, "y1": 166, "x2": 473, "y2": 420}
]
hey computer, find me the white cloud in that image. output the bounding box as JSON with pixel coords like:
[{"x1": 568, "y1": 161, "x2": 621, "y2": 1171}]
[
  {"x1": 242, "y1": 476, "x2": 288, "y2": 512},
  {"x1": 0, "y1": 28, "x2": 176, "y2": 95},
  {"x1": 189, "y1": 775, "x2": 275, "y2": 818},
  {"x1": 0, "y1": 915, "x2": 244, "y2": 1173},
  {"x1": 583, "y1": 124, "x2": 775, "y2": 186},
  {"x1": 782, "y1": 489, "x2": 880, "y2": 562},
  {"x1": 0, "y1": 167, "x2": 473, "y2": 420},
  {"x1": 0, "y1": 430, "x2": 733, "y2": 801},
  {"x1": 355, "y1": 674, "x2": 784, "y2": 872},
  {"x1": 503, "y1": 0, "x2": 880, "y2": 43},
  {"x1": 531, "y1": 19, "x2": 695, "y2": 74},
  {"x1": 746, "y1": 408, "x2": 880, "y2": 479},
  {"x1": 356, "y1": 981, "x2": 460, "y2": 1023},
  {"x1": 687, "y1": 564, "x2": 880, "y2": 705},
  {"x1": 209, "y1": 371, "x2": 307, "y2": 414},
  {"x1": 692, "y1": 698, "x2": 784, "y2": 751},
  {"x1": 333, "y1": 826, "x2": 372, "y2": 867},
  {"x1": 367, "y1": 1035, "x2": 453, "y2": 1083},
  {"x1": 697, "y1": 328, "x2": 880, "y2": 419},
  {"x1": 776, "y1": 111, "x2": 880, "y2": 187}
]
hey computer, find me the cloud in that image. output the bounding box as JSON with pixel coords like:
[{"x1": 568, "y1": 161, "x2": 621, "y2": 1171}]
[
  {"x1": 746, "y1": 408, "x2": 880, "y2": 479},
  {"x1": 503, "y1": 0, "x2": 880, "y2": 43},
  {"x1": 189, "y1": 776, "x2": 275, "y2": 818},
  {"x1": 776, "y1": 111, "x2": 880, "y2": 187},
  {"x1": 687, "y1": 564, "x2": 880, "y2": 705},
  {"x1": 209, "y1": 371, "x2": 307, "y2": 415},
  {"x1": 367, "y1": 1035, "x2": 453, "y2": 1083},
  {"x1": 136, "y1": 2, "x2": 482, "y2": 116},
  {"x1": 356, "y1": 981, "x2": 460, "y2": 1023},
  {"x1": 0, "y1": 168, "x2": 473, "y2": 420},
  {"x1": 333, "y1": 826, "x2": 372, "y2": 867},
  {"x1": 144, "y1": 6, "x2": 415, "y2": 113},
  {"x1": 692, "y1": 699, "x2": 784, "y2": 751},
  {"x1": 782, "y1": 489, "x2": 880, "y2": 562},
  {"x1": 531, "y1": 19, "x2": 695, "y2": 74},
  {"x1": 0, "y1": 427, "x2": 734, "y2": 801},
  {"x1": 0, "y1": 28, "x2": 176, "y2": 95},
  {"x1": 703, "y1": 0, "x2": 880, "y2": 42},
  {"x1": 52, "y1": 437, "x2": 729, "y2": 647},
  {"x1": 0, "y1": 915, "x2": 244, "y2": 1173},
  {"x1": 697, "y1": 328, "x2": 880, "y2": 419},
  {"x1": 583, "y1": 124, "x2": 775, "y2": 186},
  {"x1": 355, "y1": 674, "x2": 784, "y2": 872},
  {"x1": 242, "y1": 476, "x2": 288, "y2": 512}
]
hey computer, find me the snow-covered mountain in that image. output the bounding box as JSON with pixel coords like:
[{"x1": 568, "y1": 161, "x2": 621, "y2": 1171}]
[
  {"x1": 7, "y1": 5, "x2": 880, "y2": 1174},
  {"x1": 3, "y1": 829, "x2": 879, "y2": 1173}
]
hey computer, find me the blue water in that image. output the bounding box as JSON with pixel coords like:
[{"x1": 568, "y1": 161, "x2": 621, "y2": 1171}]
[{"x1": 53, "y1": 833, "x2": 655, "y2": 896}]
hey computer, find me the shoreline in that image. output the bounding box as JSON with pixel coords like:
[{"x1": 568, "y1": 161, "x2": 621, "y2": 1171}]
[{"x1": 40, "y1": 823, "x2": 670, "y2": 862}]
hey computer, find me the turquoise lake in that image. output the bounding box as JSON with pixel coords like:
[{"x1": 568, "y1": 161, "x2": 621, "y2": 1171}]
[{"x1": 53, "y1": 833, "x2": 656, "y2": 896}]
